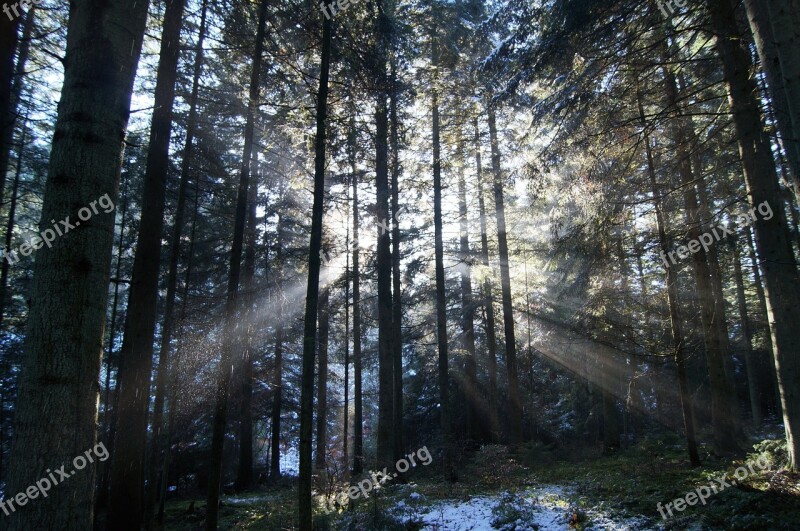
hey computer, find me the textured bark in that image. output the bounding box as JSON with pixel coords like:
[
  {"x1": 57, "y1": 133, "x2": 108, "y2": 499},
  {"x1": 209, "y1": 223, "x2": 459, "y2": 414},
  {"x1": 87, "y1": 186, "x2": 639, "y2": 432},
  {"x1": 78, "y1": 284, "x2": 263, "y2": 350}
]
[
  {"x1": 147, "y1": 0, "x2": 208, "y2": 519},
  {"x1": 487, "y1": 105, "x2": 522, "y2": 443},
  {"x1": 206, "y1": 1, "x2": 269, "y2": 527},
  {"x1": 108, "y1": 0, "x2": 187, "y2": 527},
  {"x1": 707, "y1": 0, "x2": 800, "y2": 471},
  {"x1": 315, "y1": 287, "x2": 330, "y2": 471},
  {"x1": 638, "y1": 86, "x2": 700, "y2": 466},
  {"x1": 474, "y1": 118, "x2": 499, "y2": 442},
  {"x1": 744, "y1": 0, "x2": 800, "y2": 193},
  {"x1": 766, "y1": 0, "x2": 800, "y2": 194},
  {"x1": 298, "y1": 7, "x2": 331, "y2": 528},
  {"x1": 4, "y1": 0, "x2": 150, "y2": 528}
]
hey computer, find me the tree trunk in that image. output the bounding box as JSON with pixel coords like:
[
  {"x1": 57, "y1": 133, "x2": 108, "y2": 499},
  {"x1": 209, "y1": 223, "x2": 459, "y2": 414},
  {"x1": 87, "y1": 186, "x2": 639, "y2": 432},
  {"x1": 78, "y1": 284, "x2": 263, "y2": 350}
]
[
  {"x1": 107, "y1": 0, "x2": 187, "y2": 527},
  {"x1": 4, "y1": 0, "x2": 150, "y2": 528},
  {"x1": 298, "y1": 5, "x2": 332, "y2": 528},
  {"x1": 706, "y1": 0, "x2": 800, "y2": 471},
  {"x1": 487, "y1": 104, "x2": 522, "y2": 444},
  {"x1": 0, "y1": 6, "x2": 32, "y2": 216},
  {"x1": 147, "y1": 0, "x2": 208, "y2": 518},
  {"x1": 315, "y1": 286, "x2": 330, "y2": 471},
  {"x1": 206, "y1": 1, "x2": 269, "y2": 527},
  {"x1": 235, "y1": 141, "x2": 259, "y2": 491},
  {"x1": 0, "y1": 5, "x2": 20, "y2": 204},
  {"x1": 744, "y1": 0, "x2": 800, "y2": 195},
  {"x1": 731, "y1": 233, "x2": 762, "y2": 426},
  {"x1": 270, "y1": 220, "x2": 285, "y2": 481},
  {"x1": 662, "y1": 62, "x2": 741, "y2": 454},
  {"x1": 638, "y1": 85, "x2": 700, "y2": 466},
  {"x1": 0, "y1": 103, "x2": 26, "y2": 330},
  {"x1": 766, "y1": 0, "x2": 800, "y2": 196},
  {"x1": 457, "y1": 135, "x2": 479, "y2": 443},
  {"x1": 351, "y1": 119, "x2": 364, "y2": 476},
  {"x1": 390, "y1": 72, "x2": 404, "y2": 462},
  {"x1": 474, "y1": 118, "x2": 499, "y2": 443}
]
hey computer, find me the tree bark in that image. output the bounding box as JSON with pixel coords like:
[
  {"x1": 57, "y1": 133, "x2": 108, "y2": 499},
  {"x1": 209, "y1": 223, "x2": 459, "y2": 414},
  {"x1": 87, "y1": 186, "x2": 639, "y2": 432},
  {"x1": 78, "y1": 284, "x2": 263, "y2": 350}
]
[
  {"x1": 487, "y1": 104, "x2": 522, "y2": 444},
  {"x1": 4, "y1": 0, "x2": 150, "y2": 528},
  {"x1": 457, "y1": 135, "x2": 479, "y2": 443},
  {"x1": 298, "y1": 5, "x2": 332, "y2": 527},
  {"x1": 744, "y1": 0, "x2": 800, "y2": 195},
  {"x1": 147, "y1": 0, "x2": 208, "y2": 519},
  {"x1": 474, "y1": 118, "x2": 499, "y2": 443},
  {"x1": 706, "y1": 0, "x2": 800, "y2": 471},
  {"x1": 206, "y1": 1, "x2": 269, "y2": 527},
  {"x1": 766, "y1": 0, "x2": 800, "y2": 195},
  {"x1": 390, "y1": 72, "x2": 404, "y2": 462},
  {"x1": 270, "y1": 220, "x2": 285, "y2": 480},
  {"x1": 315, "y1": 286, "x2": 330, "y2": 471},
  {"x1": 108, "y1": 0, "x2": 187, "y2": 527}
]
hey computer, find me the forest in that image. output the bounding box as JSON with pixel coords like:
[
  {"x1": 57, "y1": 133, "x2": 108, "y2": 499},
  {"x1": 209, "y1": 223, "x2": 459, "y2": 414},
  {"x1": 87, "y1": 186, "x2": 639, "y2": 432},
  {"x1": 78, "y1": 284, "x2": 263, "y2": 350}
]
[{"x1": 0, "y1": 0, "x2": 799, "y2": 529}]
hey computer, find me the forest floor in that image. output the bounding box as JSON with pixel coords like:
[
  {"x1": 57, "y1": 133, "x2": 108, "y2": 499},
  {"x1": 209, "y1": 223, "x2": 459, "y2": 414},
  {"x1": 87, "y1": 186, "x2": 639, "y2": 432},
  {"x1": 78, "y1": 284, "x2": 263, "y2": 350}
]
[{"x1": 162, "y1": 431, "x2": 800, "y2": 530}]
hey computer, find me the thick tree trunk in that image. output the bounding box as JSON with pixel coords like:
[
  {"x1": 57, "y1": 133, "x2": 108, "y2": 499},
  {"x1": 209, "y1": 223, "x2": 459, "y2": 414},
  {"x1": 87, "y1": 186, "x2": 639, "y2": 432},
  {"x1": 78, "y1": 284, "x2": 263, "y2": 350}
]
[
  {"x1": 766, "y1": 0, "x2": 800, "y2": 195},
  {"x1": 206, "y1": 1, "x2": 269, "y2": 527},
  {"x1": 487, "y1": 105, "x2": 522, "y2": 444},
  {"x1": 315, "y1": 286, "x2": 330, "y2": 471},
  {"x1": 374, "y1": 4, "x2": 394, "y2": 469},
  {"x1": 744, "y1": 0, "x2": 800, "y2": 194},
  {"x1": 707, "y1": 0, "x2": 800, "y2": 471},
  {"x1": 474, "y1": 118, "x2": 499, "y2": 443},
  {"x1": 147, "y1": 0, "x2": 208, "y2": 519},
  {"x1": 638, "y1": 86, "x2": 700, "y2": 466},
  {"x1": 390, "y1": 77, "x2": 404, "y2": 462},
  {"x1": 4, "y1": 0, "x2": 150, "y2": 528},
  {"x1": 298, "y1": 6, "x2": 332, "y2": 528},
  {"x1": 108, "y1": 1, "x2": 187, "y2": 527}
]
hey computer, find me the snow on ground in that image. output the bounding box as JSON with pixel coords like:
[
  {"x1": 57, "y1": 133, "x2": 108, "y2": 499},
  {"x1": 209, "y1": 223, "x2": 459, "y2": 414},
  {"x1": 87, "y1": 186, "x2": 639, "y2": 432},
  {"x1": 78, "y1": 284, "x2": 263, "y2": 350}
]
[{"x1": 394, "y1": 485, "x2": 651, "y2": 530}]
